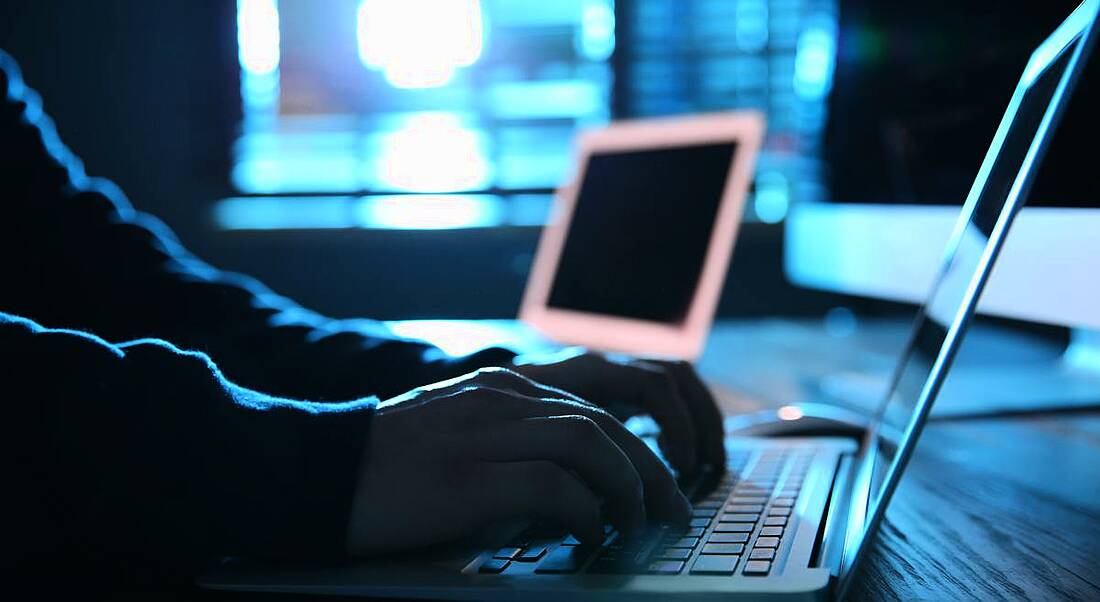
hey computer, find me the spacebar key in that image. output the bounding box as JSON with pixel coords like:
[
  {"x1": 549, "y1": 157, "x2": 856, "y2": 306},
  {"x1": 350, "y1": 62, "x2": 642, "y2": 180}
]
[{"x1": 535, "y1": 545, "x2": 594, "y2": 574}]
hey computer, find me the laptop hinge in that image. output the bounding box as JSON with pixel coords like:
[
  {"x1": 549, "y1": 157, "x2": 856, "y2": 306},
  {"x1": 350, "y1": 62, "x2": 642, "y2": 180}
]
[{"x1": 810, "y1": 454, "x2": 853, "y2": 574}]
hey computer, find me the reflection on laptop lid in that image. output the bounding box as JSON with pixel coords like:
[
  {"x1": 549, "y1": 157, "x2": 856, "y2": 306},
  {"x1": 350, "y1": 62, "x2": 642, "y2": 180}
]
[{"x1": 835, "y1": 0, "x2": 1099, "y2": 595}]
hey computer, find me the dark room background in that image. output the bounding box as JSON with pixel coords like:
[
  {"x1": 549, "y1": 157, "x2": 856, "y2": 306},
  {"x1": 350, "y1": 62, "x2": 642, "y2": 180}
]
[{"x1": 0, "y1": 0, "x2": 1082, "y2": 322}]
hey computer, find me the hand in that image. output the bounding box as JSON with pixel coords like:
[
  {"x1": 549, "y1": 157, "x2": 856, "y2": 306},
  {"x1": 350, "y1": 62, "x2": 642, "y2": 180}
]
[
  {"x1": 512, "y1": 349, "x2": 726, "y2": 479},
  {"x1": 346, "y1": 367, "x2": 691, "y2": 557}
]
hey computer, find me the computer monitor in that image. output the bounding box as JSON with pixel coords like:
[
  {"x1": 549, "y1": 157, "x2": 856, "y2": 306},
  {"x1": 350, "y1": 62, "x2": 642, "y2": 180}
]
[{"x1": 785, "y1": 0, "x2": 1100, "y2": 333}]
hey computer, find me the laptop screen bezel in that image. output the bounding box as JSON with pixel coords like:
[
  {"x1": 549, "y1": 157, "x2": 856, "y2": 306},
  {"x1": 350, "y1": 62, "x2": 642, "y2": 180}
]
[
  {"x1": 834, "y1": 0, "x2": 1100, "y2": 594},
  {"x1": 518, "y1": 111, "x2": 765, "y2": 360}
]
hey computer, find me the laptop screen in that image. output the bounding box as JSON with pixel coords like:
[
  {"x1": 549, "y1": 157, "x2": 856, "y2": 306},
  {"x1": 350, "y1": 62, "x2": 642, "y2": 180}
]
[
  {"x1": 546, "y1": 142, "x2": 737, "y2": 324},
  {"x1": 839, "y1": 1, "x2": 1096, "y2": 592}
]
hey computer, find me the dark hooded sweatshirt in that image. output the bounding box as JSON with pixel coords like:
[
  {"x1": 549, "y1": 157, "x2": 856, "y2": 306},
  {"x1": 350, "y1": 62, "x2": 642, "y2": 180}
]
[{"x1": 0, "y1": 49, "x2": 514, "y2": 589}]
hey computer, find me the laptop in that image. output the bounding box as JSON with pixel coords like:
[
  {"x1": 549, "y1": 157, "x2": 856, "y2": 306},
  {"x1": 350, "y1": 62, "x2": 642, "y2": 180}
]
[{"x1": 200, "y1": 1, "x2": 1098, "y2": 598}]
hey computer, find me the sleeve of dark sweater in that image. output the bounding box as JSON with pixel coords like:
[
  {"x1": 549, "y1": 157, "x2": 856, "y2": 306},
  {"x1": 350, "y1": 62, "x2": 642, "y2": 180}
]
[
  {"x1": 0, "y1": 48, "x2": 516, "y2": 404},
  {"x1": 0, "y1": 48, "x2": 515, "y2": 585},
  {"x1": 0, "y1": 311, "x2": 376, "y2": 586}
]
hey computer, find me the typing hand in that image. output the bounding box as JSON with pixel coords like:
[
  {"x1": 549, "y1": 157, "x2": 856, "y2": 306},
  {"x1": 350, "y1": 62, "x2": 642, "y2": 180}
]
[
  {"x1": 346, "y1": 368, "x2": 691, "y2": 557},
  {"x1": 512, "y1": 349, "x2": 726, "y2": 479}
]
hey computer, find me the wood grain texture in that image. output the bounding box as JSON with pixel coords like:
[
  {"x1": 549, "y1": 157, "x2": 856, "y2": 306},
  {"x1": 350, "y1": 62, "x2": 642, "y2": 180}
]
[{"x1": 849, "y1": 416, "x2": 1100, "y2": 601}]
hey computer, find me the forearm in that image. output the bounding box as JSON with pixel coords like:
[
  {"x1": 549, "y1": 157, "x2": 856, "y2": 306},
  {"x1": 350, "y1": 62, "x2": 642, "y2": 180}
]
[
  {"x1": 0, "y1": 312, "x2": 375, "y2": 584},
  {"x1": 0, "y1": 50, "x2": 513, "y2": 402}
]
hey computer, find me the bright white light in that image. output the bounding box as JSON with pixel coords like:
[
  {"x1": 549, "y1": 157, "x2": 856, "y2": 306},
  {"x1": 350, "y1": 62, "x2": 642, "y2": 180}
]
[
  {"x1": 375, "y1": 112, "x2": 491, "y2": 192},
  {"x1": 388, "y1": 320, "x2": 520, "y2": 356},
  {"x1": 359, "y1": 195, "x2": 501, "y2": 230},
  {"x1": 357, "y1": 0, "x2": 485, "y2": 89},
  {"x1": 793, "y1": 19, "x2": 837, "y2": 100},
  {"x1": 577, "y1": 0, "x2": 615, "y2": 61},
  {"x1": 238, "y1": 0, "x2": 281, "y2": 75},
  {"x1": 777, "y1": 405, "x2": 804, "y2": 421}
]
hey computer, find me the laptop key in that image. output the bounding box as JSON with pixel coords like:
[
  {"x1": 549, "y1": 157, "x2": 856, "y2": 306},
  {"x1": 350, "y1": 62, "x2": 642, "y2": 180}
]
[
  {"x1": 667, "y1": 537, "x2": 700, "y2": 549},
  {"x1": 685, "y1": 527, "x2": 705, "y2": 538},
  {"x1": 690, "y1": 555, "x2": 739, "y2": 575},
  {"x1": 764, "y1": 516, "x2": 788, "y2": 527},
  {"x1": 727, "y1": 504, "x2": 764, "y2": 513},
  {"x1": 769, "y1": 507, "x2": 792, "y2": 517},
  {"x1": 653, "y1": 548, "x2": 692, "y2": 561},
  {"x1": 720, "y1": 513, "x2": 759, "y2": 523},
  {"x1": 701, "y1": 543, "x2": 744, "y2": 555},
  {"x1": 755, "y1": 537, "x2": 780, "y2": 548},
  {"x1": 692, "y1": 508, "x2": 719, "y2": 518},
  {"x1": 707, "y1": 532, "x2": 750, "y2": 543},
  {"x1": 690, "y1": 518, "x2": 712, "y2": 528},
  {"x1": 516, "y1": 544, "x2": 548, "y2": 561},
  {"x1": 743, "y1": 560, "x2": 771, "y2": 575},
  {"x1": 730, "y1": 496, "x2": 768, "y2": 504},
  {"x1": 750, "y1": 548, "x2": 775, "y2": 560},
  {"x1": 535, "y1": 546, "x2": 593, "y2": 574},
  {"x1": 493, "y1": 547, "x2": 522, "y2": 560},
  {"x1": 773, "y1": 498, "x2": 796, "y2": 507},
  {"x1": 713, "y1": 522, "x2": 753, "y2": 533},
  {"x1": 479, "y1": 558, "x2": 510, "y2": 574},
  {"x1": 760, "y1": 526, "x2": 784, "y2": 537},
  {"x1": 645, "y1": 560, "x2": 685, "y2": 575}
]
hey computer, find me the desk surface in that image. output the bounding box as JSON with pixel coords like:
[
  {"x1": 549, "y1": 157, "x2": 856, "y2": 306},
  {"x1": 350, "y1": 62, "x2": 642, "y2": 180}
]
[
  {"x1": 690, "y1": 319, "x2": 1100, "y2": 600},
  {"x1": 848, "y1": 414, "x2": 1100, "y2": 600},
  {"x1": 390, "y1": 317, "x2": 1100, "y2": 600}
]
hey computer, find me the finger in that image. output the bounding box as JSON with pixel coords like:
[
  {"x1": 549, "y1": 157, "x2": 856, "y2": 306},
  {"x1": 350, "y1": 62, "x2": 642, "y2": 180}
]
[
  {"x1": 465, "y1": 366, "x2": 591, "y2": 405},
  {"x1": 466, "y1": 415, "x2": 646, "y2": 534},
  {"x1": 589, "y1": 357, "x2": 700, "y2": 477},
  {"x1": 649, "y1": 360, "x2": 727, "y2": 471},
  {"x1": 491, "y1": 393, "x2": 692, "y2": 526},
  {"x1": 575, "y1": 403, "x2": 693, "y2": 526},
  {"x1": 474, "y1": 461, "x2": 605, "y2": 545}
]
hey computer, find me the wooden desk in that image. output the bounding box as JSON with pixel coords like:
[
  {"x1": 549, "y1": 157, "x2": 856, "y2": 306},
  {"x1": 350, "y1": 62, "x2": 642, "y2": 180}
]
[
  {"x1": 848, "y1": 414, "x2": 1100, "y2": 600},
  {"x1": 695, "y1": 320, "x2": 1100, "y2": 600}
]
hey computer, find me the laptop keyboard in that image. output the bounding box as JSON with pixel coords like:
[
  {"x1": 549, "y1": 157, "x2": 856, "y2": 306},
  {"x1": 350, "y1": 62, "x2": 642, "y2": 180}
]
[{"x1": 475, "y1": 448, "x2": 814, "y2": 578}]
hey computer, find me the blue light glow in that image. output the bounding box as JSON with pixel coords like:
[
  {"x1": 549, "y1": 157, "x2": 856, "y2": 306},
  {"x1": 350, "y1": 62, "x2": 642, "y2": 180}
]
[
  {"x1": 577, "y1": 0, "x2": 616, "y2": 61},
  {"x1": 754, "y1": 170, "x2": 790, "y2": 224},
  {"x1": 215, "y1": 195, "x2": 509, "y2": 231},
  {"x1": 215, "y1": 196, "x2": 357, "y2": 230},
  {"x1": 487, "y1": 80, "x2": 604, "y2": 120},
  {"x1": 357, "y1": 0, "x2": 485, "y2": 88},
  {"x1": 735, "y1": 0, "x2": 769, "y2": 52},
  {"x1": 373, "y1": 112, "x2": 491, "y2": 192},
  {"x1": 240, "y1": 70, "x2": 279, "y2": 112},
  {"x1": 237, "y1": 0, "x2": 281, "y2": 75},
  {"x1": 793, "y1": 17, "x2": 837, "y2": 100}
]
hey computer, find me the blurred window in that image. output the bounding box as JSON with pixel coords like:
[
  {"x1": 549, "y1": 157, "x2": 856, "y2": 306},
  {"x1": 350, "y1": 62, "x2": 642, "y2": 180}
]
[{"x1": 224, "y1": 0, "x2": 834, "y2": 230}]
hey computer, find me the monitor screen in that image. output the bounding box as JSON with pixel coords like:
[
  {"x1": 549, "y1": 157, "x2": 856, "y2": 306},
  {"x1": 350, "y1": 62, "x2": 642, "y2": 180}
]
[
  {"x1": 825, "y1": 0, "x2": 1093, "y2": 208},
  {"x1": 546, "y1": 142, "x2": 737, "y2": 324}
]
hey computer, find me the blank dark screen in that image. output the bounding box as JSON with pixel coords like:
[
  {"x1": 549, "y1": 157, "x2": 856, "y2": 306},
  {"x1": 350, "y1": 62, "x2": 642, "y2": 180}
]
[{"x1": 546, "y1": 142, "x2": 737, "y2": 323}]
